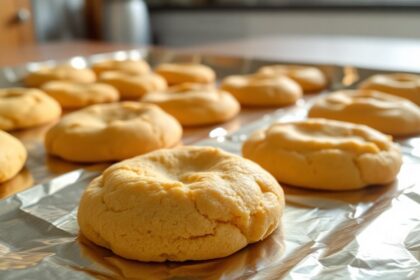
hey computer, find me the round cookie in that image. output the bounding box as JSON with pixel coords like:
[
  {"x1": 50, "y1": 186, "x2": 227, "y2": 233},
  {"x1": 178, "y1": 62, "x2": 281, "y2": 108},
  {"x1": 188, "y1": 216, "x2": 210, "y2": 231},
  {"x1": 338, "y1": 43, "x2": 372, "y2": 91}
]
[
  {"x1": 78, "y1": 146, "x2": 284, "y2": 262},
  {"x1": 99, "y1": 71, "x2": 167, "y2": 99},
  {"x1": 45, "y1": 102, "x2": 182, "y2": 162},
  {"x1": 258, "y1": 65, "x2": 327, "y2": 91},
  {"x1": 359, "y1": 73, "x2": 420, "y2": 105},
  {"x1": 91, "y1": 59, "x2": 150, "y2": 76},
  {"x1": 0, "y1": 131, "x2": 27, "y2": 183},
  {"x1": 141, "y1": 86, "x2": 240, "y2": 126},
  {"x1": 220, "y1": 74, "x2": 302, "y2": 107},
  {"x1": 0, "y1": 88, "x2": 62, "y2": 131},
  {"x1": 41, "y1": 81, "x2": 119, "y2": 109},
  {"x1": 24, "y1": 65, "x2": 96, "y2": 87},
  {"x1": 155, "y1": 63, "x2": 216, "y2": 85},
  {"x1": 242, "y1": 118, "x2": 402, "y2": 191},
  {"x1": 308, "y1": 90, "x2": 420, "y2": 136}
]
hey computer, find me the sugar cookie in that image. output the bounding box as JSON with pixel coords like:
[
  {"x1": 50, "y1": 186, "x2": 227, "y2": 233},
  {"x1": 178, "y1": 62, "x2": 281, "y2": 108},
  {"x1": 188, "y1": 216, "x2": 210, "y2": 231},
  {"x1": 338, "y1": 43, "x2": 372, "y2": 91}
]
[
  {"x1": 141, "y1": 86, "x2": 240, "y2": 126},
  {"x1": 24, "y1": 65, "x2": 96, "y2": 87},
  {"x1": 308, "y1": 90, "x2": 420, "y2": 136},
  {"x1": 45, "y1": 102, "x2": 182, "y2": 162},
  {"x1": 0, "y1": 131, "x2": 27, "y2": 183},
  {"x1": 99, "y1": 71, "x2": 167, "y2": 99},
  {"x1": 155, "y1": 63, "x2": 216, "y2": 85},
  {"x1": 41, "y1": 81, "x2": 119, "y2": 109},
  {"x1": 78, "y1": 146, "x2": 284, "y2": 262},
  {"x1": 91, "y1": 59, "x2": 150, "y2": 76},
  {"x1": 221, "y1": 74, "x2": 302, "y2": 107},
  {"x1": 242, "y1": 118, "x2": 402, "y2": 190},
  {"x1": 0, "y1": 88, "x2": 61, "y2": 131},
  {"x1": 359, "y1": 73, "x2": 420, "y2": 105}
]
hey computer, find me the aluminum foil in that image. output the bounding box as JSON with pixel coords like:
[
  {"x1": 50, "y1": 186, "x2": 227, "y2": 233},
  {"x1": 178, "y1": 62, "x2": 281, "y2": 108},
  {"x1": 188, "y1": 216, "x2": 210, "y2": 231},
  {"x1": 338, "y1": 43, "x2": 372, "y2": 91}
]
[{"x1": 0, "y1": 50, "x2": 420, "y2": 279}]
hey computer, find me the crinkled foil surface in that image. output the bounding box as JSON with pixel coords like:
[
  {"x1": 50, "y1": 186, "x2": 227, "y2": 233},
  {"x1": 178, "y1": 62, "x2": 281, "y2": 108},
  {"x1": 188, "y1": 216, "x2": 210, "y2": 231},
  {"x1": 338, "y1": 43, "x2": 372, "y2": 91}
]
[{"x1": 0, "y1": 49, "x2": 419, "y2": 279}]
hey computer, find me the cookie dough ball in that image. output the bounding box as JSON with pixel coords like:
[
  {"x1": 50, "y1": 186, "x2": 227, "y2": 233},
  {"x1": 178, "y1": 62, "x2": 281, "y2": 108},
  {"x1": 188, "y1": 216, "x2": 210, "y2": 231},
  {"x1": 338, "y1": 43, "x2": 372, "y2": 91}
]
[
  {"x1": 308, "y1": 90, "x2": 420, "y2": 136},
  {"x1": 242, "y1": 119, "x2": 402, "y2": 191},
  {"x1": 45, "y1": 102, "x2": 182, "y2": 162},
  {"x1": 141, "y1": 86, "x2": 240, "y2": 126},
  {"x1": 99, "y1": 71, "x2": 167, "y2": 99},
  {"x1": 359, "y1": 73, "x2": 420, "y2": 105},
  {"x1": 0, "y1": 88, "x2": 62, "y2": 131},
  {"x1": 91, "y1": 59, "x2": 150, "y2": 76},
  {"x1": 78, "y1": 146, "x2": 284, "y2": 262},
  {"x1": 41, "y1": 81, "x2": 119, "y2": 109},
  {"x1": 258, "y1": 65, "x2": 327, "y2": 92},
  {"x1": 24, "y1": 65, "x2": 96, "y2": 87},
  {"x1": 221, "y1": 74, "x2": 302, "y2": 107},
  {"x1": 155, "y1": 63, "x2": 216, "y2": 85},
  {"x1": 0, "y1": 131, "x2": 27, "y2": 183}
]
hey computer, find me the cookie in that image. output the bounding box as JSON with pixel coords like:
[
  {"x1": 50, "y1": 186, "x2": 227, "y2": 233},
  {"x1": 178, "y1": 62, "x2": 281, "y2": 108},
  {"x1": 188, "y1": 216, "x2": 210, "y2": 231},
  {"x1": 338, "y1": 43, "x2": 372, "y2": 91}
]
[
  {"x1": 91, "y1": 59, "x2": 151, "y2": 76},
  {"x1": 155, "y1": 63, "x2": 216, "y2": 85},
  {"x1": 308, "y1": 90, "x2": 420, "y2": 136},
  {"x1": 78, "y1": 146, "x2": 284, "y2": 262},
  {"x1": 41, "y1": 81, "x2": 119, "y2": 109},
  {"x1": 242, "y1": 118, "x2": 402, "y2": 190},
  {"x1": 0, "y1": 131, "x2": 27, "y2": 183},
  {"x1": 221, "y1": 74, "x2": 302, "y2": 107},
  {"x1": 258, "y1": 65, "x2": 327, "y2": 92},
  {"x1": 45, "y1": 102, "x2": 182, "y2": 162},
  {"x1": 99, "y1": 71, "x2": 167, "y2": 99},
  {"x1": 359, "y1": 73, "x2": 420, "y2": 105},
  {"x1": 24, "y1": 65, "x2": 96, "y2": 87},
  {"x1": 0, "y1": 88, "x2": 62, "y2": 131},
  {"x1": 141, "y1": 85, "x2": 240, "y2": 126}
]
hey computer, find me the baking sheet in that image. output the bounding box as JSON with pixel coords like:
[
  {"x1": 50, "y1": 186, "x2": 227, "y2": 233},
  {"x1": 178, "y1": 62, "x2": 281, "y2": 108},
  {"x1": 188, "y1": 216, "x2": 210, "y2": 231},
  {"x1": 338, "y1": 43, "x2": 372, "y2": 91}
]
[{"x1": 0, "y1": 49, "x2": 420, "y2": 279}]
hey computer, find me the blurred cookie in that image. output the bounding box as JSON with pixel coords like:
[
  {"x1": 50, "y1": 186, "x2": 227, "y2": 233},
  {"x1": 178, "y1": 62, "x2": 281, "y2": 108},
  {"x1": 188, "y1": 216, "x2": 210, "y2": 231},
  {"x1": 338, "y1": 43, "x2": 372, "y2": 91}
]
[
  {"x1": 78, "y1": 146, "x2": 284, "y2": 262},
  {"x1": 42, "y1": 81, "x2": 119, "y2": 109},
  {"x1": 45, "y1": 102, "x2": 182, "y2": 162},
  {"x1": 0, "y1": 131, "x2": 27, "y2": 183},
  {"x1": 0, "y1": 88, "x2": 61, "y2": 131},
  {"x1": 242, "y1": 118, "x2": 402, "y2": 190},
  {"x1": 91, "y1": 59, "x2": 150, "y2": 76},
  {"x1": 155, "y1": 63, "x2": 215, "y2": 85},
  {"x1": 24, "y1": 65, "x2": 96, "y2": 87},
  {"x1": 308, "y1": 90, "x2": 420, "y2": 136}
]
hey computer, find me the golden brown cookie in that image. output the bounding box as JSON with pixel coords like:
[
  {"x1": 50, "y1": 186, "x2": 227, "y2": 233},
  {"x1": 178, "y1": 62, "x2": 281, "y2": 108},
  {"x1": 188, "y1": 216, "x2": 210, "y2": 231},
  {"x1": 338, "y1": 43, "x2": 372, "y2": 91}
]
[
  {"x1": 24, "y1": 65, "x2": 96, "y2": 87},
  {"x1": 155, "y1": 63, "x2": 216, "y2": 85},
  {"x1": 45, "y1": 102, "x2": 182, "y2": 162},
  {"x1": 41, "y1": 81, "x2": 119, "y2": 109},
  {"x1": 78, "y1": 146, "x2": 284, "y2": 262},
  {"x1": 221, "y1": 74, "x2": 302, "y2": 107},
  {"x1": 141, "y1": 86, "x2": 240, "y2": 126},
  {"x1": 308, "y1": 90, "x2": 420, "y2": 136},
  {"x1": 0, "y1": 88, "x2": 61, "y2": 131},
  {"x1": 91, "y1": 59, "x2": 151, "y2": 76},
  {"x1": 258, "y1": 65, "x2": 327, "y2": 92},
  {"x1": 359, "y1": 73, "x2": 420, "y2": 105},
  {"x1": 242, "y1": 118, "x2": 402, "y2": 191},
  {"x1": 0, "y1": 130, "x2": 27, "y2": 183},
  {"x1": 99, "y1": 71, "x2": 167, "y2": 99}
]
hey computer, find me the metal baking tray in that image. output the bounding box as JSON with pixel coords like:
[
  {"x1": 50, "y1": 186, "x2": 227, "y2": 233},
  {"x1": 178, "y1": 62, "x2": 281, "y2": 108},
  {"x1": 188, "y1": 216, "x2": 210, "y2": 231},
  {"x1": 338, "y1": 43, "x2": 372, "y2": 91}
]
[{"x1": 0, "y1": 48, "x2": 419, "y2": 279}]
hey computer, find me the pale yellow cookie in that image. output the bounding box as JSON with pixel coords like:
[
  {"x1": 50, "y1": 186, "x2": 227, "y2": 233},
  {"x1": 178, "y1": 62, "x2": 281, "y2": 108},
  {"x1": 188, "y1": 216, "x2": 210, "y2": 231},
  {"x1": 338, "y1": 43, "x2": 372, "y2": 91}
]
[
  {"x1": 141, "y1": 86, "x2": 240, "y2": 126},
  {"x1": 41, "y1": 81, "x2": 119, "y2": 109},
  {"x1": 221, "y1": 74, "x2": 302, "y2": 107},
  {"x1": 359, "y1": 73, "x2": 420, "y2": 105},
  {"x1": 78, "y1": 146, "x2": 284, "y2": 262},
  {"x1": 242, "y1": 118, "x2": 402, "y2": 191},
  {"x1": 308, "y1": 90, "x2": 420, "y2": 136},
  {"x1": 24, "y1": 65, "x2": 96, "y2": 87},
  {"x1": 45, "y1": 102, "x2": 182, "y2": 162},
  {"x1": 91, "y1": 59, "x2": 150, "y2": 76},
  {"x1": 0, "y1": 88, "x2": 61, "y2": 131},
  {"x1": 99, "y1": 71, "x2": 167, "y2": 99},
  {"x1": 155, "y1": 63, "x2": 216, "y2": 85},
  {"x1": 258, "y1": 65, "x2": 327, "y2": 92},
  {"x1": 0, "y1": 131, "x2": 27, "y2": 183}
]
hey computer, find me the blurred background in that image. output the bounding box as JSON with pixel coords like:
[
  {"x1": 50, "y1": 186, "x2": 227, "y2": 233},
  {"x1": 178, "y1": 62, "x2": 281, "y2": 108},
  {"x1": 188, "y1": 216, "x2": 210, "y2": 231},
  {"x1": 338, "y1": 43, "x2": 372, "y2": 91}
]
[{"x1": 2, "y1": 0, "x2": 420, "y2": 48}]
